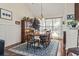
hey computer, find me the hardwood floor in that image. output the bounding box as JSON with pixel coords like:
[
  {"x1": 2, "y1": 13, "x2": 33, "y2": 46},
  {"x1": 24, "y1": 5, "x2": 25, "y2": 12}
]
[{"x1": 5, "y1": 42, "x2": 23, "y2": 56}]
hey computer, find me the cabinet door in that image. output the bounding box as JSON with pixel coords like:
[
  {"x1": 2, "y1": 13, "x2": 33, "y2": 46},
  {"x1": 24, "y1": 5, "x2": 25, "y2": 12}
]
[
  {"x1": 75, "y1": 3, "x2": 79, "y2": 21},
  {"x1": 66, "y1": 30, "x2": 77, "y2": 49}
]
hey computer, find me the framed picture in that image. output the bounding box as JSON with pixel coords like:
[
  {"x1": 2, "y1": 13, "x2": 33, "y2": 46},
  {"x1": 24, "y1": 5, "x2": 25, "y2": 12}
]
[
  {"x1": 15, "y1": 21, "x2": 20, "y2": 25},
  {"x1": 0, "y1": 8, "x2": 12, "y2": 20},
  {"x1": 67, "y1": 14, "x2": 74, "y2": 20}
]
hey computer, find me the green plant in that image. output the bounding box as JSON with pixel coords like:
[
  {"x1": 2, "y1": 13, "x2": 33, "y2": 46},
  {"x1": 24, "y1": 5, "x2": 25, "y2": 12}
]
[
  {"x1": 67, "y1": 20, "x2": 77, "y2": 27},
  {"x1": 22, "y1": 17, "x2": 30, "y2": 21}
]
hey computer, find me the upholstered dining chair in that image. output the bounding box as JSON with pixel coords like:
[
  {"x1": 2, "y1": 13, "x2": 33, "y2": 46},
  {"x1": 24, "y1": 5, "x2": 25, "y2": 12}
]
[
  {"x1": 26, "y1": 35, "x2": 33, "y2": 45},
  {"x1": 39, "y1": 31, "x2": 51, "y2": 48}
]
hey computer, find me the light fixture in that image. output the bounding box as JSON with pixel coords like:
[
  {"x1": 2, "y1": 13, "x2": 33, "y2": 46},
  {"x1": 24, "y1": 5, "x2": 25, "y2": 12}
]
[
  {"x1": 32, "y1": 3, "x2": 44, "y2": 20},
  {"x1": 39, "y1": 3, "x2": 44, "y2": 20}
]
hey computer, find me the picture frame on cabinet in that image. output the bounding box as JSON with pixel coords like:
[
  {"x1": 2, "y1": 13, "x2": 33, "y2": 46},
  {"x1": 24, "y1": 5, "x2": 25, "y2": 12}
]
[{"x1": 0, "y1": 8, "x2": 12, "y2": 20}]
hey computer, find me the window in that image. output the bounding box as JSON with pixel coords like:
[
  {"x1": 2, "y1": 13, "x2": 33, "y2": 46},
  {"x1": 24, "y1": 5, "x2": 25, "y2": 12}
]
[
  {"x1": 40, "y1": 17, "x2": 62, "y2": 37},
  {"x1": 45, "y1": 19, "x2": 53, "y2": 32},
  {"x1": 39, "y1": 19, "x2": 45, "y2": 32}
]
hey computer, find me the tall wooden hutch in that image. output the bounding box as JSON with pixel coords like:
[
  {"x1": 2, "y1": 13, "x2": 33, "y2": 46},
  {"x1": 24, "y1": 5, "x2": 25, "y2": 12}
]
[{"x1": 21, "y1": 17, "x2": 34, "y2": 43}]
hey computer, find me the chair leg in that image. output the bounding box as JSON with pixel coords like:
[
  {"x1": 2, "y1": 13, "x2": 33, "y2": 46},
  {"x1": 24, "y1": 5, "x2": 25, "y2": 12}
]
[
  {"x1": 33, "y1": 39, "x2": 36, "y2": 53},
  {"x1": 27, "y1": 43, "x2": 28, "y2": 50}
]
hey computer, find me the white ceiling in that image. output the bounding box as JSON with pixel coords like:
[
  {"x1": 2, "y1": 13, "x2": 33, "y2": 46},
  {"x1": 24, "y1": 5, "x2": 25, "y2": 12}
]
[
  {"x1": 26, "y1": 3, "x2": 74, "y2": 18},
  {"x1": 26, "y1": 3, "x2": 65, "y2": 18}
]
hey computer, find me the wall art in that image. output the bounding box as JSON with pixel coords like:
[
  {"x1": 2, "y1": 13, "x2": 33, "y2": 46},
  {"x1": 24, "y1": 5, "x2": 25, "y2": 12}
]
[
  {"x1": 67, "y1": 14, "x2": 74, "y2": 20},
  {"x1": 0, "y1": 8, "x2": 12, "y2": 20}
]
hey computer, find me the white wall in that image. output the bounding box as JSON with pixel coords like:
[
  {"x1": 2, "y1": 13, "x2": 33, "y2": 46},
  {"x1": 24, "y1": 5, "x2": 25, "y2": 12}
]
[
  {"x1": 27, "y1": 3, "x2": 74, "y2": 19},
  {"x1": 63, "y1": 3, "x2": 74, "y2": 21},
  {"x1": 0, "y1": 3, "x2": 32, "y2": 47}
]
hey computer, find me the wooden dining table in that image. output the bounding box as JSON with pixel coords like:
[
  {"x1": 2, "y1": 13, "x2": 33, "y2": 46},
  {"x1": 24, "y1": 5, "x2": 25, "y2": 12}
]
[{"x1": 26, "y1": 31, "x2": 51, "y2": 50}]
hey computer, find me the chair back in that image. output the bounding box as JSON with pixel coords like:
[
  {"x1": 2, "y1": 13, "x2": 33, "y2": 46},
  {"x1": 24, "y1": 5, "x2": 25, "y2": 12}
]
[{"x1": 0, "y1": 40, "x2": 4, "y2": 56}]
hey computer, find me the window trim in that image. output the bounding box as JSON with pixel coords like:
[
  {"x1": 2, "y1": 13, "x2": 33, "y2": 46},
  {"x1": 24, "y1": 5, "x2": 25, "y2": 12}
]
[{"x1": 40, "y1": 17, "x2": 63, "y2": 32}]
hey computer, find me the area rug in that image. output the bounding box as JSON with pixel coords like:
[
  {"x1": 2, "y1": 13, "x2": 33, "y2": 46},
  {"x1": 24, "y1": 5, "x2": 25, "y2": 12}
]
[{"x1": 9, "y1": 40, "x2": 59, "y2": 56}]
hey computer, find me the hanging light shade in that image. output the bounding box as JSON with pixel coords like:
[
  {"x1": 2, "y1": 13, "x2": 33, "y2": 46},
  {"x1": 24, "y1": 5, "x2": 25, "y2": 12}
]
[
  {"x1": 32, "y1": 3, "x2": 44, "y2": 20},
  {"x1": 39, "y1": 3, "x2": 44, "y2": 20},
  {"x1": 40, "y1": 13, "x2": 43, "y2": 19}
]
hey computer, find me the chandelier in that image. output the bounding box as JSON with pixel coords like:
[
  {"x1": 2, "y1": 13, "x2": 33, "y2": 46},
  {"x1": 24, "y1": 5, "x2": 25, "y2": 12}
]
[
  {"x1": 39, "y1": 3, "x2": 44, "y2": 20},
  {"x1": 32, "y1": 3, "x2": 44, "y2": 20}
]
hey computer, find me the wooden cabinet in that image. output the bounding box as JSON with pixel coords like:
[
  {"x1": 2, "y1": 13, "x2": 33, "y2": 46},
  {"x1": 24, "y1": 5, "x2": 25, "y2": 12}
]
[
  {"x1": 75, "y1": 3, "x2": 79, "y2": 21},
  {"x1": 21, "y1": 20, "x2": 26, "y2": 43},
  {"x1": 66, "y1": 30, "x2": 77, "y2": 49},
  {"x1": 21, "y1": 19, "x2": 34, "y2": 43}
]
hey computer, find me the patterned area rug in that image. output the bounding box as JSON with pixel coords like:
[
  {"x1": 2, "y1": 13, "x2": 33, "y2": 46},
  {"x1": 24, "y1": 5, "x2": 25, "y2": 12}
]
[{"x1": 9, "y1": 40, "x2": 59, "y2": 56}]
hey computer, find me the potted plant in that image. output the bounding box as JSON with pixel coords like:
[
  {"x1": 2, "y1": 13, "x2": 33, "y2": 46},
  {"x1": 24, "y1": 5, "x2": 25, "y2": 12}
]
[{"x1": 67, "y1": 20, "x2": 77, "y2": 28}]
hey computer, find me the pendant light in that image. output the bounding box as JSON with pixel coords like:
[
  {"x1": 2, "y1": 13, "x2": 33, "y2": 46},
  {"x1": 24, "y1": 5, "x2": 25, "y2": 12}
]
[{"x1": 39, "y1": 3, "x2": 44, "y2": 20}]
